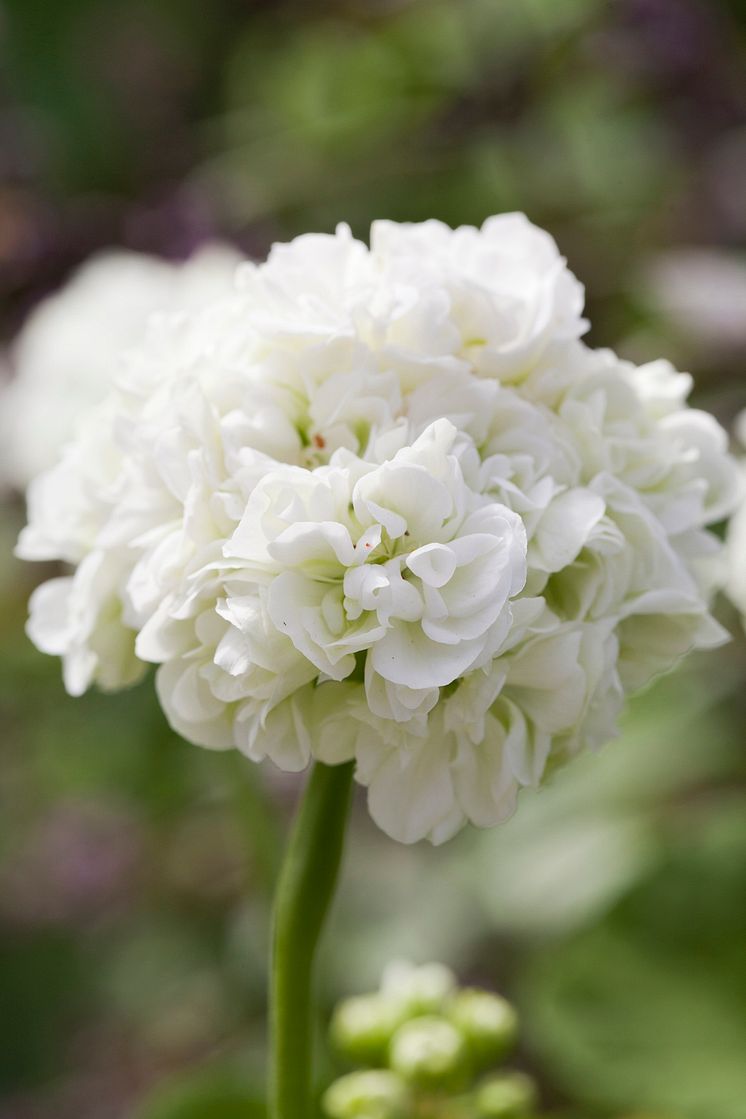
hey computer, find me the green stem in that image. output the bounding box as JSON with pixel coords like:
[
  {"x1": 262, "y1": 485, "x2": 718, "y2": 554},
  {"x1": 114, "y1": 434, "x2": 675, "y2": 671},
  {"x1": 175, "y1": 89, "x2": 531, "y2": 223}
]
[{"x1": 269, "y1": 760, "x2": 355, "y2": 1119}]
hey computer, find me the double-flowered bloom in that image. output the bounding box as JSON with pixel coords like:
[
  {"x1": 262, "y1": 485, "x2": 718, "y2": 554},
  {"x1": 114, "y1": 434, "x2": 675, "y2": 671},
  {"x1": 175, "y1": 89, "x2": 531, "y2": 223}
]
[{"x1": 17, "y1": 215, "x2": 742, "y2": 842}]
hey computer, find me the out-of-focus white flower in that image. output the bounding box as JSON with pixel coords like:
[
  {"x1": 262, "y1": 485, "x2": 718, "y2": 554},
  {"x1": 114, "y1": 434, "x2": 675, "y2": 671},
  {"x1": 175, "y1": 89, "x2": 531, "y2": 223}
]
[
  {"x1": 17, "y1": 217, "x2": 741, "y2": 844},
  {"x1": 645, "y1": 248, "x2": 746, "y2": 351},
  {"x1": 0, "y1": 245, "x2": 242, "y2": 489},
  {"x1": 727, "y1": 483, "x2": 746, "y2": 623},
  {"x1": 725, "y1": 412, "x2": 746, "y2": 627}
]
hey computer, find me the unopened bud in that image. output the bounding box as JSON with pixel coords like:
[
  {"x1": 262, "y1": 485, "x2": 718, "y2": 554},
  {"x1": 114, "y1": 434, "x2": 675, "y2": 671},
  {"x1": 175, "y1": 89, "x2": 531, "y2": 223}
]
[
  {"x1": 448, "y1": 990, "x2": 518, "y2": 1067},
  {"x1": 381, "y1": 961, "x2": 456, "y2": 1017},
  {"x1": 330, "y1": 994, "x2": 401, "y2": 1065},
  {"x1": 474, "y1": 1071, "x2": 538, "y2": 1118},
  {"x1": 389, "y1": 1015, "x2": 469, "y2": 1090},
  {"x1": 322, "y1": 1070, "x2": 409, "y2": 1119}
]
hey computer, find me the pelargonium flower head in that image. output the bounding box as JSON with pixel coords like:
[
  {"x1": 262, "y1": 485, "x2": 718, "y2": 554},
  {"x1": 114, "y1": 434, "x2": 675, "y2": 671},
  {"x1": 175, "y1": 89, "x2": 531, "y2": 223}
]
[
  {"x1": 224, "y1": 418, "x2": 526, "y2": 692},
  {"x1": 17, "y1": 215, "x2": 742, "y2": 843}
]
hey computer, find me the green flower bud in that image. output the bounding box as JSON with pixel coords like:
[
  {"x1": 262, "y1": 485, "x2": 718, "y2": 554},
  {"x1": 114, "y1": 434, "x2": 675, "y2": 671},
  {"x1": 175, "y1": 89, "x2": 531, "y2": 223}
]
[
  {"x1": 473, "y1": 1071, "x2": 538, "y2": 1118},
  {"x1": 322, "y1": 1070, "x2": 409, "y2": 1119},
  {"x1": 389, "y1": 1015, "x2": 470, "y2": 1090},
  {"x1": 330, "y1": 994, "x2": 402, "y2": 1065},
  {"x1": 447, "y1": 990, "x2": 518, "y2": 1067},
  {"x1": 381, "y1": 961, "x2": 456, "y2": 1018}
]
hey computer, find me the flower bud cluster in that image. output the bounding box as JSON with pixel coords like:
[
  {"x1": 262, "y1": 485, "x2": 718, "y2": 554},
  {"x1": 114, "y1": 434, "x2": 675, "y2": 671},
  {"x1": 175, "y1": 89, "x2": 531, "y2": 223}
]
[{"x1": 324, "y1": 961, "x2": 537, "y2": 1119}]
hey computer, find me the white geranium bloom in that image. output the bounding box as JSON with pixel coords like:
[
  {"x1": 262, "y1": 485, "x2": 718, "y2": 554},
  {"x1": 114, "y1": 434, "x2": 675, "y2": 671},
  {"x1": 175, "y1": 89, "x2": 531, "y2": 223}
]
[
  {"x1": 371, "y1": 214, "x2": 587, "y2": 379},
  {"x1": 26, "y1": 550, "x2": 143, "y2": 696},
  {"x1": 223, "y1": 418, "x2": 526, "y2": 705},
  {"x1": 17, "y1": 216, "x2": 741, "y2": 844},
  {"x1": 1, "y1": 244, "x2": 241, "y2": 490}
]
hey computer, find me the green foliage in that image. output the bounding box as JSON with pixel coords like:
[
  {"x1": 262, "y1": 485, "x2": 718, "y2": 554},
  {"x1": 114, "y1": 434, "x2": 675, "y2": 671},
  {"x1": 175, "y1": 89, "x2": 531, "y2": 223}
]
[
  {"x1": 133, "y1": 1064, "x2": 265, "y2": 1119},
  {"x1": 0, "y1": 927, "x2": 89, "y2": 1092},
  {"x1": 522, "y1": 803, "x2": 746, "y2": 1119}
]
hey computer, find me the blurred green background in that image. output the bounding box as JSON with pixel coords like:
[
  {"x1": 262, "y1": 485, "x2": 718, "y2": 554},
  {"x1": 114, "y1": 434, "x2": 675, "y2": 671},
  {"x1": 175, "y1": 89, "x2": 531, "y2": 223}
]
[{"x1": 1, "y1": 1, "x2": 746, "y2": 1116}]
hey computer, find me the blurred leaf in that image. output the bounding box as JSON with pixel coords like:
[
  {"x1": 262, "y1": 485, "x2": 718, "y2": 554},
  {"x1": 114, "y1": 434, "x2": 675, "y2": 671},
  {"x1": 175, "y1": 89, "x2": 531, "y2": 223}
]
[
  {"x1": 133, "y1": 1063, "x2": 264, "y2": 1119},
  {"x1": 468, "y1": 655, "x2": 744, "y2": 936},
  {"x1": 521, "y1": 802, "x2": 746, "y2": 1119},
  {"x1": 0, "y1": 927, "x2": 89, "y2": 1091}
]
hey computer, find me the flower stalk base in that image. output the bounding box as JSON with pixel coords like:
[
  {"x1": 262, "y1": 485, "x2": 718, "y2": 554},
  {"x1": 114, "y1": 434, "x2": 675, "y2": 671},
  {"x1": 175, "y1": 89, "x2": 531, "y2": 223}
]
[{"x1": 269, "y1": 759, "x2": 355, "y2": 1119}]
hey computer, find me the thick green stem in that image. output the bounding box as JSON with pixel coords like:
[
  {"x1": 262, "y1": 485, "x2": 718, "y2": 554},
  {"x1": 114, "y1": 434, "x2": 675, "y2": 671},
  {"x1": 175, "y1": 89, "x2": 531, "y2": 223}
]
[{"x1": 269, "y1": 760, "x2": 355, "y2": 1119}]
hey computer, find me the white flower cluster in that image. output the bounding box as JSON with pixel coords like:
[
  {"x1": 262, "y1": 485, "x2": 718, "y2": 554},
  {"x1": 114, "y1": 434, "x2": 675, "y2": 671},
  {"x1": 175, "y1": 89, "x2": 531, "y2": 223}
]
[
  {"x1": 17, "y1": 216, "x2": 741, "y2": 843},
  {"x1": 1, "y1": 245, "x2": 241, "y2": 489}
]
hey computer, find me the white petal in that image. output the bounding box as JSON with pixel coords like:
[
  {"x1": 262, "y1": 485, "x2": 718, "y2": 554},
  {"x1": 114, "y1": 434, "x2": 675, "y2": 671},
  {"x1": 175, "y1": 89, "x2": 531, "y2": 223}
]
[{"x1": 365, "y1": 736, "x2": 456, "y2": 844}]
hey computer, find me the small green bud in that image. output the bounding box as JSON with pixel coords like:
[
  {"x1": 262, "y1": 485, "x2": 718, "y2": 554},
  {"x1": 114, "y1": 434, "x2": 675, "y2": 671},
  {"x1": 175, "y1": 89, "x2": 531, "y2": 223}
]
[
  {"x1": 389, "y1": 1015, "x2": 470, "y2": 1090},
  {"x1": 322, "y1": 1070, "x2": 409, "y2": 1119},
  {"x1": 447, "y1": 990, "x2": 518, "y2": 1067},
  {"x1": 381, "y1": 961, "x2": 456, "y2": 1017},
  {"x1": 330, "y1": 994, "x2": 402, "y2": 1065},
  {"x1": 474, "y1": 1071, "x2": 538, "y2": 1118}
]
